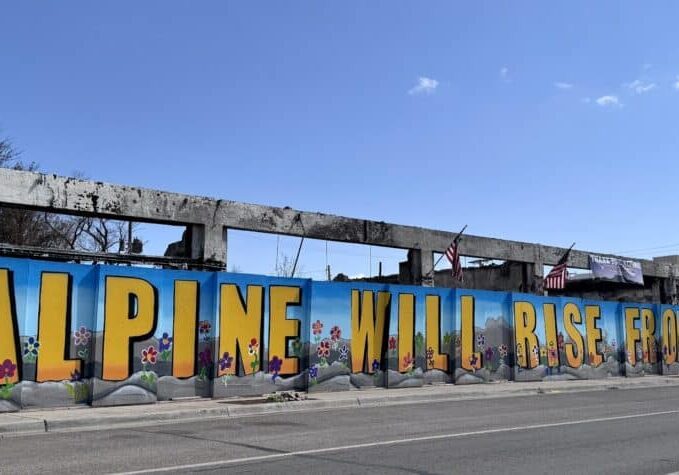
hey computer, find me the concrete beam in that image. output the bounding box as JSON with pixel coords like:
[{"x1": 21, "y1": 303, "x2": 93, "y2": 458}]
[{"x1": 0, "y1": 168, "x2": 671, "y2": 278}]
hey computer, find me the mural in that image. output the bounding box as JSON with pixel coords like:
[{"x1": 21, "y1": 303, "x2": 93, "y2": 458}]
[{"x1": 0, "y1": 257, "x2": 675, "y2": 412}]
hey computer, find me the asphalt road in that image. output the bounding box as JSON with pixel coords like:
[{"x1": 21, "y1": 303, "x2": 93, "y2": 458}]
[{"x1": 2, "y1": 386, "x2": 679, "y2": 474}]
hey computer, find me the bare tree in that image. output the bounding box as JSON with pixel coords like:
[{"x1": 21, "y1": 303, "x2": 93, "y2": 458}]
[{"x1": 0, "y1": 137, "x2": 143, "y2": 254}]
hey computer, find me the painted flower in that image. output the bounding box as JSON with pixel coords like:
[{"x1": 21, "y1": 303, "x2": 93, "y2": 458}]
[
  {"x1": 485, "y1": 346, "x2": 494, "y2": 361},
  {"x1": 312, "y1": 320, "x2": 323, "y2": 336},
  {"x1": 70, "y1": 369, "x2": 81, "y2": 382},
  {"x1": 199, "y1": 320, "x2": 212, "y2": 334},
  {"x1": 611, "y1": 339, "x2": 617, "y2": 349},
  {"x1": 330, "y1": 325, "x2": 342, "y2": 341},
  {"x1": 309, "y1": 365, "x2": 318, "y2": 379},
  {"x1": 0, "y1": 359, "x2": 16, "y2": 379},
  {"x1": 247, "y1": 338, "x2": 259, "y2": 356},
  {"x1": 557, "y1": 332, "x2": 565, "y2": 350},
  {"x1": 532, "y1": 345, "x2": 539, "y2": 356},
  {"x1": 339, "y1": 345, "x2": 349, "y2": 361},
  {"x1": 476, "y1": 334, "x2": 486, "y2": 348},
  {"x1": 540, "y1": 347, "x2": 547, "y2": 358},
  {"x1": 498, "y1": 344, "x2": 508, "y2": 358},
  {"x1": 73, "y1": 326, "x2": 92, "y2": 346},
  {"x1": 317, "y1": 339, "x2": 330, "y2": 358},
  {"x1": 269, "y1": 356, "x2": 283, "y2": 381},
  {"x1": 371, "y1": 359, "x2": 380, "y2": 372},
  {"x1": 141, "y1": 346, "x2": 158, "y2": 365},
  {"x1": 403, "y1": 352, "x2": 415, "y2": 369},
  {"x1": 23, "y1": 337, "x2": 40, "y2": 357},
  {"x1": 469, "y1": 353, "x2": 479, "y2": 367},
  {"x1": 199, "y1": 348, "x2": 212, "y2": 367},
  {"x1": 158, "y1": 332, "x2": 173, "y2": 352},
  {"x1": 388, "y1": 336, "x2": 397, "y2": 351},
  {"x1": 426, "y1": 347, "x2": 435, "y2": 362},
  {"x1": 219, "y1": 352, "x2": 233, "y2": 371}
]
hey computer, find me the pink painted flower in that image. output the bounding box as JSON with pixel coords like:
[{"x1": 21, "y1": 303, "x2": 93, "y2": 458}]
[
  {"x1": 498, "y1": 344, "x2": 508, "y2": 358},
  {"x1": 247, "y1": 338, "x2": 259, "y2": 356},
  {"x1": 330, "y1": 325, "x2": 342, "y2": 341},
  {"x1": 141, "y1": 346, "x2": 158, "y2": 365},
  {"x1": 388, "y1": 336, "x2": 397, "y2": 351},
  {"x1": 312, "y1": 320, "x2": 323, "y2": 336}
]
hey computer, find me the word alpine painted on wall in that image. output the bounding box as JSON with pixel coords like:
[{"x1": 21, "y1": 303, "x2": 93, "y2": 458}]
[{"x1": 0, "y1": 257, "x2": 676, "y2": 412}]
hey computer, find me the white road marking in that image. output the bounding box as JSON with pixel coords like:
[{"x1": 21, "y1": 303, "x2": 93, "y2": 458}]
[{"x1": 112, "y1": 409, "x2": 679, "y2": 474}]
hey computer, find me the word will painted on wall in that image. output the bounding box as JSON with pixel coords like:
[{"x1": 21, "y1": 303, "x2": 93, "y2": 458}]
[{"x1": 0, "y1": 257, "x2": 676, "y2": 412}]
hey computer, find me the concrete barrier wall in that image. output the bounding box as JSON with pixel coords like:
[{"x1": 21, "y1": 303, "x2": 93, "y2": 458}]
[{"x1": 0, "y1": 257, "x2": 674, "y2": 411}]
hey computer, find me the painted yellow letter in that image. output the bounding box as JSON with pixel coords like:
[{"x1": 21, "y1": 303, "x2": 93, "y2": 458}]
[
  {"x1": 563, "y1": 303, "x2": 584, "y2": 368},
  {"x1": 268, "y1": 286, "x2": 301, "y2": 375},
  {"x1": 172, "y1": 280, "x2": 198, "y2": 378},
  {"x1": 425, "y1": 295, "x2": 448, "y2": 372},
  {"x1": 351, "y1": 290, "x2": 391, "y2": 374},
  {"x1": 218, "y1": 284, "x2": 263, "y2": 376},
  {"x1": 662, "y1": 308, "x2": 677, "y2": 365},
  {"x1": 36, "y1": 273, "x2": 82, "y2": 382},
  {"x1": 514, "y1": 301, "x2": 539, "y2": 369},
  {"x1": 543, "y1": 303, "x2": 560, "y2": 368},
  {"x1": 461, "y1": 295, "x2": 481, "y2": 371},
  {"x1": 625, "y1": 307, "x2": 641, "y2": 365},
  {"x1": 585, "y1": 305, "x2": 603, "y2": 368},
  {"x1": 102, "y1": 276, "x2": 157, "y2": 381},
  {"x1": 398, "y1": 294, "x2": 415, "y2": 373},
  {"x1": 641, "y1": 308, "x2": 656, "y2": 364},
  {"x1": 0, "y1": 269, "x2": 20, "y2": 383}
]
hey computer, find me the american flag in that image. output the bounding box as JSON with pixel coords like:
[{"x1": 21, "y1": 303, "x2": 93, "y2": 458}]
[
  {"x1": 544, "y1": 247, "x2": 572, "y2": 290},
  {"x1": 445, "y1": 241, "x2": 463, "y2": 281}
]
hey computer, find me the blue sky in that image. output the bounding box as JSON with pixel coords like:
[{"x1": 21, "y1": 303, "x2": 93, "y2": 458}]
[{"x1": 2, "y1": 2, "x2": 679, "y2": 278}]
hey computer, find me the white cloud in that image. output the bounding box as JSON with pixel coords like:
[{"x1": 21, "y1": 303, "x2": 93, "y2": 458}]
[
  {"x1": 554, "y1": 82, "x2": 573, "y2": 90},
  {"x1": 626, "y1": 79, "x2": 656, "y2": 94},
  {"x1": 674, "y1": 77, "x2": 679, "y2": 90},
  {"x1": 408, "y1": 76, "x2": 439, "y2": 95},
  {"x1": 500, "y1": 67, "x2": 509, "y2": 79},
  {"x1": 595, "y1": 95, "x2": 621, "y2": 107}
]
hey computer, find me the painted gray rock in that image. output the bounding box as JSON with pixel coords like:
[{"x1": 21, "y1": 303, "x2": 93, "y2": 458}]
[
  {"x1": 94, "y1": 385, "x2": 157, "y2": 406},
  {"x1": 157, "y1": 376, "x2": 210, "y2": 400}
]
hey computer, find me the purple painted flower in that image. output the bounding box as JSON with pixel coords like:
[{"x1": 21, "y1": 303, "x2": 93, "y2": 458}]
[
  {"x1": 469, "y1": 353, "x2": 479, "y2": 367},
  {"x1": 309, "y1": 365, "x2": 318, "y2": 379},
  {"x1": 485, "y1": 346, "x2": 494, "y2": 361},
  {"x1": 269, "y1": 356, "x2": 283, "y2": 382},
  {"x1": 0, "y1": 359, "x2": 16, "y2": 379},
  {"x1": 219, "y1": 352, "x2": 233, "y2": 371},
  {"x1": 73, "y1": 326, "x2": 91, "y2": 346},
  {"x1": 199, "y1": 348, "x2": 212, "y2": 367},
  {"x1": 371, "y1": 359, "x2": 380, "y2": 372},
  {"x1": 158, "y1": 332, "x2": 173, "y2": 352},
  {"x1": 70, "y1": 369, "x2": 81, "y2": 382}
]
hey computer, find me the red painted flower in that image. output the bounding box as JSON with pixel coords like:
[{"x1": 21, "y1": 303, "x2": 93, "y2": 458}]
[
  {"x1": 317, "y1": 339, "x2": 330, "y2": 358},
  {"x1": 0, "y1": 359, "x2": 16, "y2": 379},
  {"x1": 199, "y1": 320, "x2": 212, "y2": 334},
  {"x1": 248, "y1": 338, "x2": 259, "y2": 356},
  {"x1": 141, "y1": 346, "x2": 158, "y2": 365},
  {"x1": 388, "y1": 336, "x2": 397, "y2": 351},
  {"x1": 330, "y1": 325, "x2": 342, "y2": 341},
  {"x1": 403, "y1": 352, "x2": 415, "y2": 369},
  {"x1": 312, "y1": 320, "x2": 323, "y2": 336}
]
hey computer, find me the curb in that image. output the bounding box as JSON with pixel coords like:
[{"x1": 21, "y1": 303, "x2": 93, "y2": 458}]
[{"x1": 3, "y1": 378, "x2": 679, "y2": 437}]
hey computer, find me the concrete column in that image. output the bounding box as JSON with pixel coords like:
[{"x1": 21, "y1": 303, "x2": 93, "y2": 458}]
[
  {"x1": 190, "y1": 224, "x2": 227, "y2": 269},
  {"x1": 406, "y1": 249, "x2": 435, "y2": 287},
  {"x1": 530, "y1": 246, "x2": 545, "y2": 295}
]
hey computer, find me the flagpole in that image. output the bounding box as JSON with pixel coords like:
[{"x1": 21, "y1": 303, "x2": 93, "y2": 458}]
[{"x1": 429, "y1": 224, "x2": 467, "y2": 276}]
